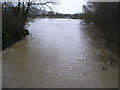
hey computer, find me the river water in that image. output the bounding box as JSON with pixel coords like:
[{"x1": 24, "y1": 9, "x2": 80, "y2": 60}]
[{"x1": 2, "y1": 18, "x2": 118, "y2": 88}]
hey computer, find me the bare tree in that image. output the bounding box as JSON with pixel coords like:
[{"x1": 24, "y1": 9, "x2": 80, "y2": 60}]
[{"x1": 17, "y1": 0, "x2": 59, "y2": 20}]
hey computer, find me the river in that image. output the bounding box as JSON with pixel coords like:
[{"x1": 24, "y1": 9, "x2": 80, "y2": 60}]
[{"x1": 2, "y1": 18, "x2": 118, "y2": 88}]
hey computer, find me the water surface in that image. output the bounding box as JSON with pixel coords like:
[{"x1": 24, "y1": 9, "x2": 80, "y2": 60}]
[{"x1": 3, "y1": 18, "x2": 118, "y2": 88}]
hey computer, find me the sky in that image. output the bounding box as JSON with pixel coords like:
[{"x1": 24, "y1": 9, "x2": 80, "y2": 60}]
[
  {"x1": 1, "y1": 0, "x2": 86, "y2": 14},
  {"x1": 2, "y1": 0, "x2": 119, "y2": 14},
  {"x1": 53, "y1": 0, "x2": 87, "y2": 14}
]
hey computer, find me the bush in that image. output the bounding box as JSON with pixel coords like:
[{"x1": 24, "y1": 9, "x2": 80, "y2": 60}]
[
  {"x1": 2, "y1": 7, "x2": 27, "y2": 50},
  {"x1": 82, "y1": 2, "x2": 120, "y2": 44}
]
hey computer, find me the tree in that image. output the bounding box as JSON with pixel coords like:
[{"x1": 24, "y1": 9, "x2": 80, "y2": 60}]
[
  {"x1": 2, "y1": 0, "x2": 59, "y2": 50},
  {"x1": 82, "y1": 2, "x2": 119, "y2": 43},
  {"x1": 16, "y1": 0, "x2": 59, "y2": 20}
]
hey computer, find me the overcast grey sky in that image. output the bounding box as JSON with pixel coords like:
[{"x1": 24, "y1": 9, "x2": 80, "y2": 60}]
[{"x1": 54, "y1": 0, "x2": 87, "y2": 14}]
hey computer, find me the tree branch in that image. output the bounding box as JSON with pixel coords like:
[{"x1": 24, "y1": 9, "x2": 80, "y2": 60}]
[{"x1": 32, "y1": 2, "x2": 56, "y2": 5}]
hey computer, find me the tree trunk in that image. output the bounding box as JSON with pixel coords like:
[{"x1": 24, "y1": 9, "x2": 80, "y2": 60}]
[
  {"x1": 17, "y1": 0, "x2": 21, "y2": 15},
  {"x1": 23, "y1": 2, "x2": 31, "y2": 21}
]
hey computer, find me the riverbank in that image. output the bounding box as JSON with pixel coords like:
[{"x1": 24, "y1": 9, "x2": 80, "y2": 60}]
[
  {"x1": 81, "y1": 24, "x2": 118, "y2": 65},
  {"x1": 2, "y1": 10, "x2": 29, "y2": 50},
  {"x1": 82, "y1": 23, "x2": 119, "y2": 54}
]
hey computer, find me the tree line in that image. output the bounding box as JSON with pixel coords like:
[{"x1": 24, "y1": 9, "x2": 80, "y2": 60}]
[
  {"x1": 81, "y1": 2, "x2": 120, "y2": 46},
  {"x1": 2, "y1": 1, "x2": 120, "y2": 50}
]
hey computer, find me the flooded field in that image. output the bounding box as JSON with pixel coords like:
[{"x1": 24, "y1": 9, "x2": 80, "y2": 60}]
[{"x1": 2, "y1": 19, "x2": 118, "y2": 88}]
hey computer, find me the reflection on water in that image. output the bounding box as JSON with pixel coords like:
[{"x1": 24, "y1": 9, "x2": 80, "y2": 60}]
[{"x1": 3, "y1": 18, "x2": 118, "y2": 88}]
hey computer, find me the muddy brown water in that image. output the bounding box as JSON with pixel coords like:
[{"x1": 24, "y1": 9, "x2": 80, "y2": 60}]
[{"x1": 2, "y1": 19, "x2": 118, "y2": 88}]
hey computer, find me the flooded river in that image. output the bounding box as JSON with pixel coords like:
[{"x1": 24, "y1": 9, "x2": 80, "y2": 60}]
[{"x1": 2, "y1": 19, "x2": 118, "y2": 88}]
